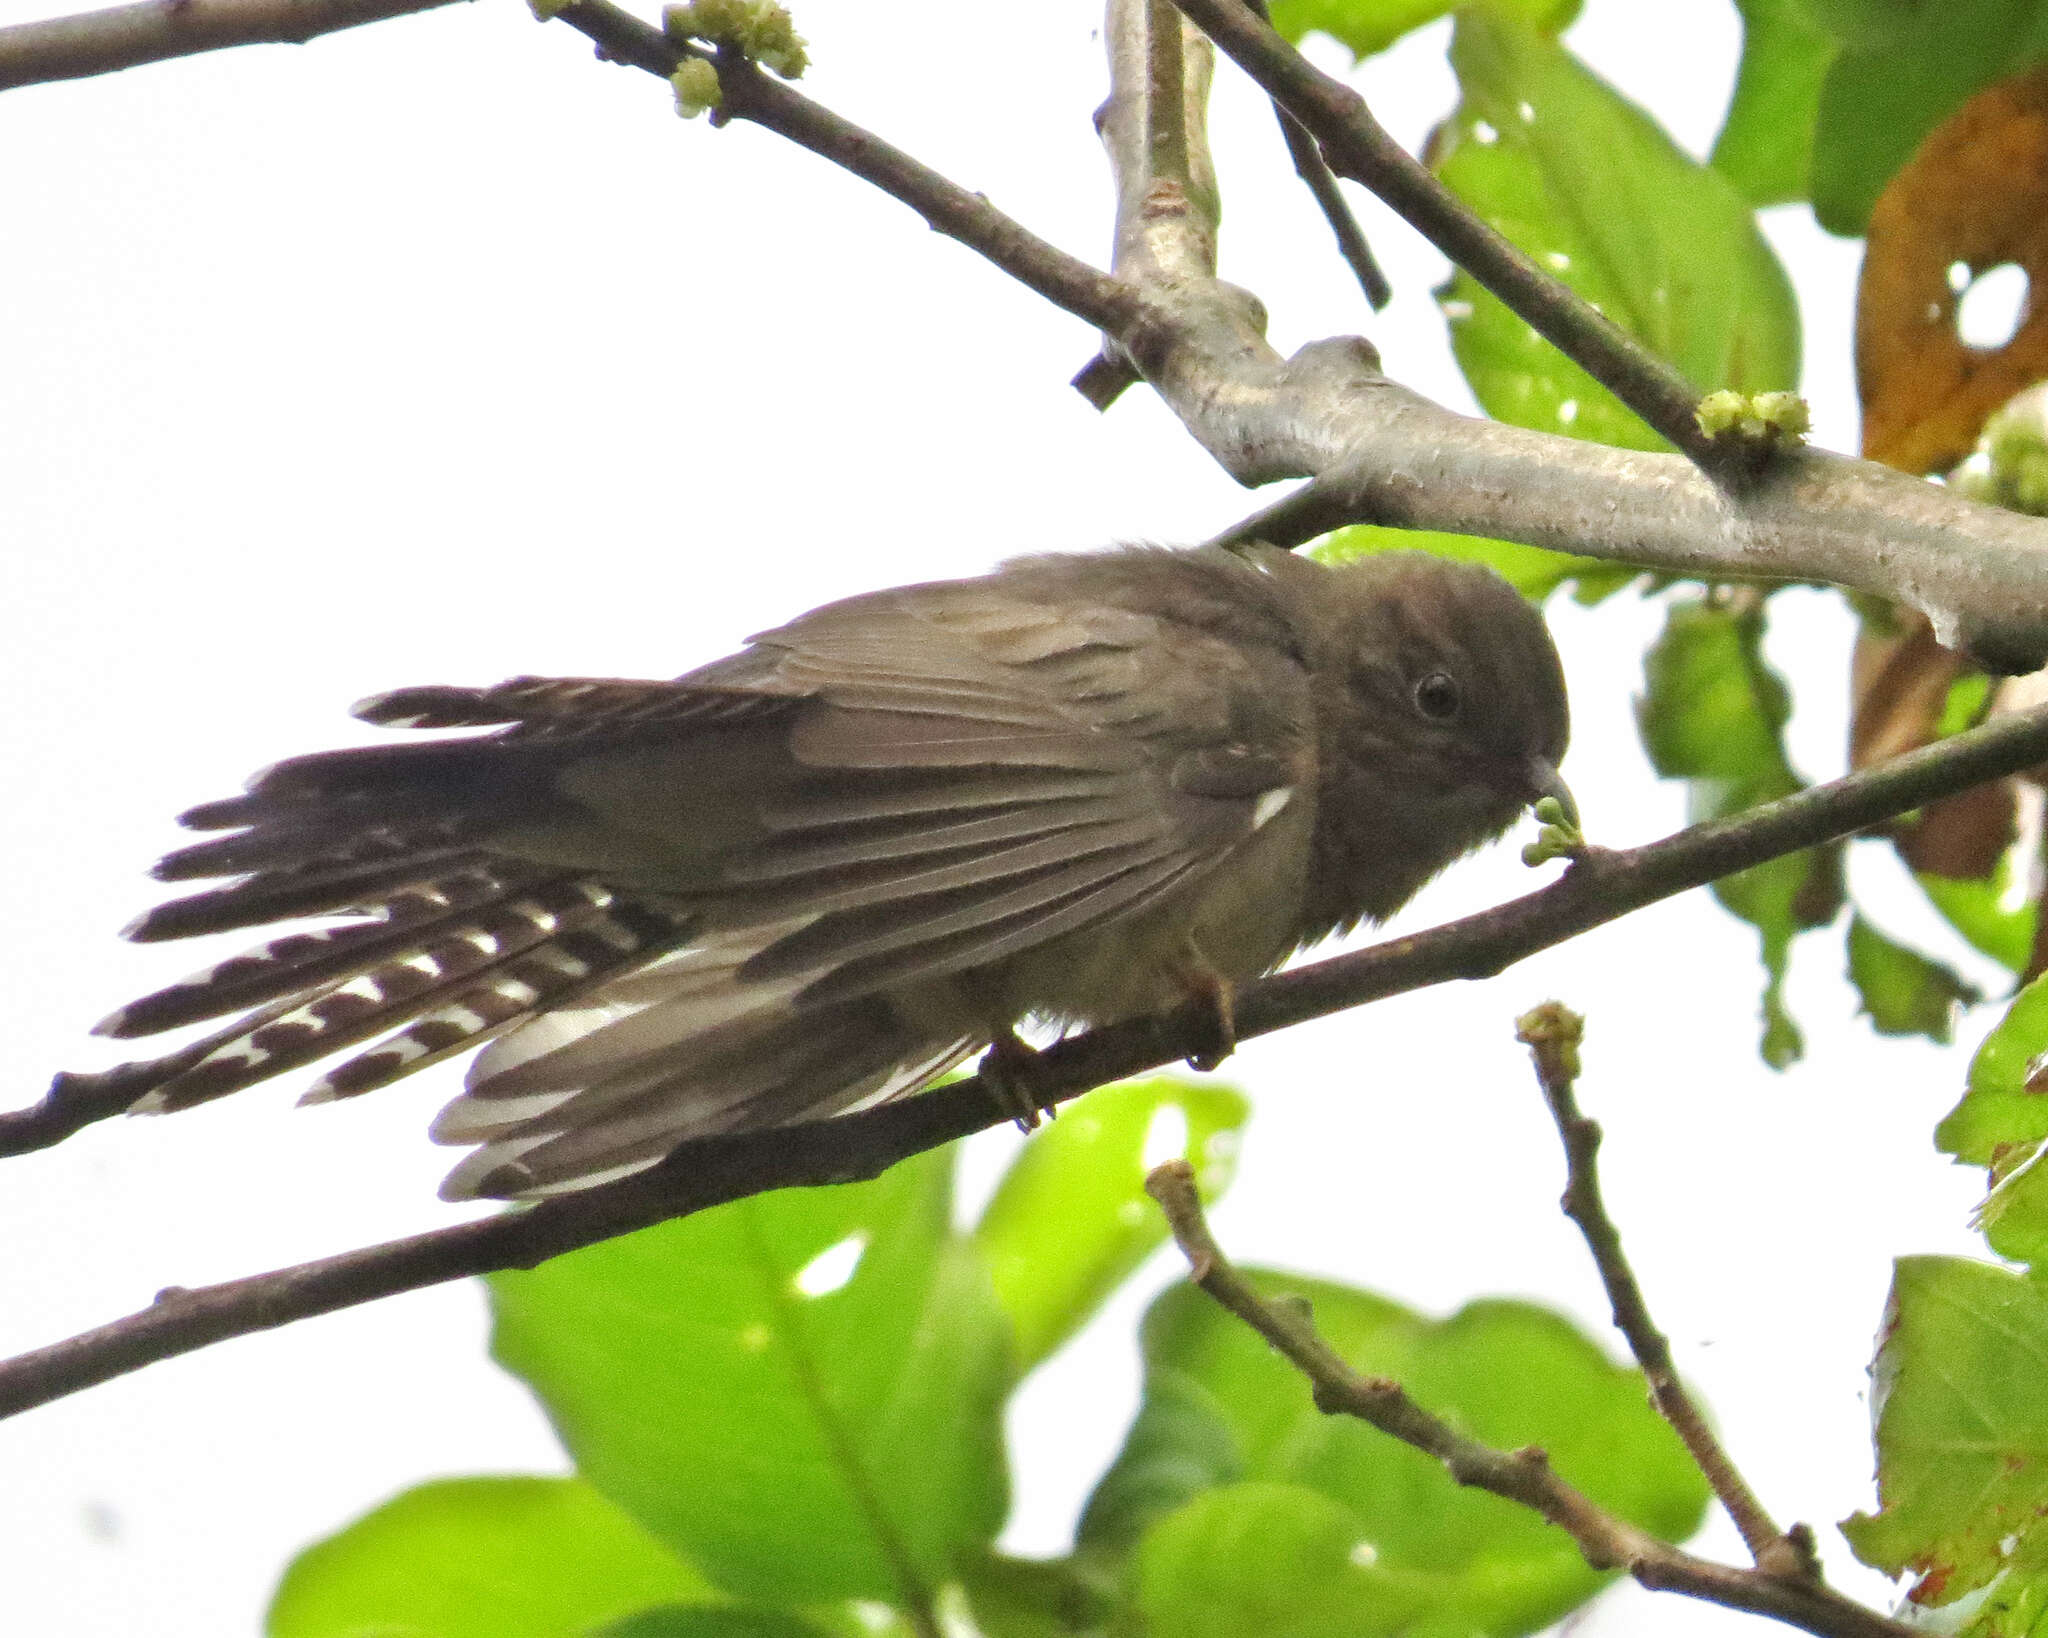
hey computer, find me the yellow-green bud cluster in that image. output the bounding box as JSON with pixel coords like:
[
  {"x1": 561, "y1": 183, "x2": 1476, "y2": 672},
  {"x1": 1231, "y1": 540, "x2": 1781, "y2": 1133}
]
[
  {"x1": 662, "y1": 0, "x2": 808, "y2": 77},
  {"x1": 1952, "y1": 394, "x2": 2048, "y2": 516},
  {"x1": 1520, "y1": 795, "x2": 1584, "y2": 868},
  {"x1": 1514, "y1": 1001, "x2": 1585, "y2": 1080},
  {"x1": 670, "y1": 57, "x2": 723, "y2": 117},
  {"x1": 526, "y1": 0, "x2": 573, "y2": 20},
  {"x1": 1694, "y1": 388, "x2": 1811, "y2": 447}
]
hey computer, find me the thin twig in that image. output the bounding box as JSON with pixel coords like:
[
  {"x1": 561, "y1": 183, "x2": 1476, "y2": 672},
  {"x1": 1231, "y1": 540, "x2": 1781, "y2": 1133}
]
[
  {"x1": 0, "y1": 0, "x2": 460, "y2": 88},
  {"x1": 1515, "y1": 1004, "x2": 1819, "y2": 1581},
  {"x1": 1242, "y1": 0, "x2": 1389, "y2": 309},
  {"x1": 1166, "y1": 0, "x2": 1719, "y2": 468},
  {"x1": 9, "y1": 703, "x2": 2048, "y2": 1419},
  {"x1": 1144, "y1": 1160, "x2": 1915, "y2": 1638}
]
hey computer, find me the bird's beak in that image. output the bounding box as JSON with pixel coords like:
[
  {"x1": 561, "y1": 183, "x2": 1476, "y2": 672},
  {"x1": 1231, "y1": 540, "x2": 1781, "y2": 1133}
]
[{"x1": 1524, "y1": 757, "x2": 1579, "y2": 830}]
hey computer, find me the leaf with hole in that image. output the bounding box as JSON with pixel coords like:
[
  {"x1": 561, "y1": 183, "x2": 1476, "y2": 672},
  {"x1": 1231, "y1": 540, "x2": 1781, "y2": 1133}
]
[{"x1": 1858, "y1": 63, "x2": 2048, "y2": 473}]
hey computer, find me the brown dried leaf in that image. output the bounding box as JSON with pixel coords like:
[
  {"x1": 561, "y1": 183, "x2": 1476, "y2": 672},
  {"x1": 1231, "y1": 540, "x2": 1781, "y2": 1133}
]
[
  {"x1": 1851, "y1": 611, "x2": 2016, "y2": 878},
  {"x1": 1858, "y1": 64, "x2": 2048, "y2": 475}
]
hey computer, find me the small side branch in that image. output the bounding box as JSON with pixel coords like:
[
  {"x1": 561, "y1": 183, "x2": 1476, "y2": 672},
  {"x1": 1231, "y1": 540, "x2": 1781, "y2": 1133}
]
[
  {"x1": 1515, "y1": 1004, "x2": 1816, "y2": 1580},
  {"x1": 0, "y1": 0, "x2": 460, "y2": 90},
  {"x1": 1144, "y1": 1162, "x2": 1915, "y2": 1638},
  {"x1": 1166, "y1": 0, "x2": 1718, "y2": 468},
  {"x1": 1243, "y1": 0, "x2": 1388, "y2": 309}
]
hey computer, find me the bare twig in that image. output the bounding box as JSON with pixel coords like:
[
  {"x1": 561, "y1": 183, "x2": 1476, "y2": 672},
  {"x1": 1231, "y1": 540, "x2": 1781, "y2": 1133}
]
[
  {"x1": 1515, "y1": 1004, "x2": 1818, "y2": 1581},
  {"x1": 1242, "y1": 0, "x2": 1389, "y2": 309},
  {"x1": 1165, "y1": 0, "x2": 1717, "y2": 468},
  {"x1": 0, "y1": 0, "x2": 459, "y2": 89},
  {"x1": 1144, "y1": 1161, "x2": 1915, "y2": 1638},
  {"x1": 10, "y1": 703, "x2": 2048, "y2": 1419}
]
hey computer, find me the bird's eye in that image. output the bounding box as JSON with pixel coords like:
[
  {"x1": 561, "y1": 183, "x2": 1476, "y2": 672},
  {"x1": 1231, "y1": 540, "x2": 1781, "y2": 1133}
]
[{"x1": 1412, "y1": 671, "x2": 1460, "y2": 720}]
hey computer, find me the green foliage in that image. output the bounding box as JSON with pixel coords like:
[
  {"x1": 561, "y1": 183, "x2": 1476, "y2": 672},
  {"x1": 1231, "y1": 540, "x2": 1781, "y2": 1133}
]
[
  {"x1": 1434, "y1": 11, "x2": 1799, "y2": 450},
  {"x1": 271, "y1": 1101, "x2": 1710, "y2": 1638},
  {"x1": 1848, "y1": 914, "x2": 1978, "y2": 1044},
  {"x1": 973, "y1": 1076, "x2": 1247, "y2": 1374},
  {"x1": 266, "y1": 1478, "x2": 712, "y2": 1638},
  {"x1": 1078, "y1": 1277, "x2": 1708, "y2": 1637},
  {"x1": 1937, "y1": 973, "x2": 2048, "y2": 1173},
  {"x1": 1713, "y1": 0, "x2": 1837, "y2": 204},
  {"x1": 1919, "y1": 865, "x2": 2038, "y2": 976},
  {"x1": 1312, "y1": 523, "x2": 1634, "y2": 603},
  {"x1": 1803, "y1": 0, "x2": 2048, "y2": 234},
  {"x1": 1844, "y1": 1258, "x2": 2048, "y2": 1609},
  {"x1": 487, "y1": 1147, "x2": 1009, "y2": 1607},
  {"x1": 1265, "y1": 0, "x2": 1579, "y2": 63},
  {"x1": 1637, "y1": 597, "x2": 1842, "y2": 1066}
]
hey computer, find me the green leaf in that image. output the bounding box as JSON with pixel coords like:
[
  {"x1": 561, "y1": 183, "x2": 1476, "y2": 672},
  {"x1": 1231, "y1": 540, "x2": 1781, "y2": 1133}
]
[
  {"x1": 1312, "y1": 524, "x2": 1628, "y2": 603},
  {"x1": 1936, "y1": 974, "x2": 2048, "y2": 1172},
  {"x1": 1266, "y1": 0, "x2": 1578, "y2": 62},
  {"x1": 1979, "y1": 1152, "x2": 2048, "y2": 1271},
  {"x1": 974, "y1": 1076, "x2": 1248, "y2": 1375},
  {"x1": 1079, "y1": 1277, "x2": 1707, "y2": 1637},
  {"x1": 956, "y1": 1551, "x2": 1114, "y2": 1638},
  {"x1": 1435, "y1": 11, "x2": 1799, "y2": 450},
  {"x1": 1848, "y1": 914, "x2": 1979, "y2": 1043},
  {"x1": 1807, "y1": 1, "x2": 2048, "y2": 235},
  {"x1": 1130, "y1": 1483, "x2": 1417, "y2": 1638},
  {"x1": 488, "y1": 1148, "x2": 1010, "y2": 1607},
  {"x1": 1920, "y1": 866, "x2": 2038, "y2": 976},
  {"x1": 591, "y1": 1612, "x2": 830, "y2": 1638},
  {"x1": 1842, "y1": 1257, "x2": 2048, "y2": 1607},
  {"x1": 266, "y1": 1477, "x2": 708, "y2": 1638},
  {"x1": 1637, "y1": 598, "x2": 1843, "y2": 1067},
  {"x1": 1713, "y1": 0, "x2": 1838, "y2": 205}
]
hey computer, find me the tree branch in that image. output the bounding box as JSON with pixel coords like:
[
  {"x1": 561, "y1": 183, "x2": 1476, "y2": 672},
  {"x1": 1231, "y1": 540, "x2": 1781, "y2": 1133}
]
[
  {"x1": 1516, "y1": 1003, "x2": 1816, "y2": 1581},
  {"x1": 0, "y1": 0, "x2": 459, "y2": 90},
  {"x1": 11, "y1": 0, "x2": 2048, "y2": 663},
  {"x1": 1143, "y1": 1160, "x2": 1917, "y2": 1638},
  {"x1": 544, "y1": 0, "x2": 2048, "y2": 671},
  {"x1": 10, "y1": 702, "x2": 2048, "y2": 1420},
  {"x1": 1165, "y1": 0, "x2": 1715, "y2": 467}
]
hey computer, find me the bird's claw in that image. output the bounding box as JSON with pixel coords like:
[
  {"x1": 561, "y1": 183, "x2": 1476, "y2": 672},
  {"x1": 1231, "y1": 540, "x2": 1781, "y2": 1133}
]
[{"x1": 980, "y1": 1031, "x2": 1053, "y2": 1133}]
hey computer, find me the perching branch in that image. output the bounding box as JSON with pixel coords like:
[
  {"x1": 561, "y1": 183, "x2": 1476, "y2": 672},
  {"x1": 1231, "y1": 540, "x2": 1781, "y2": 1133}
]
[
  {"x1": 9, "y1": 702, "x2": 2048, "y2": 1420},
  {"x1": 1143, "y1": 1160, "x2": 1916, "y2": 1638},
  {"x1": 0, "y1": 0, "x2": 459, "y2": 89},
  {"x1": 1516, "y1": 1003, "x2": 1815, "y2": 1581}
]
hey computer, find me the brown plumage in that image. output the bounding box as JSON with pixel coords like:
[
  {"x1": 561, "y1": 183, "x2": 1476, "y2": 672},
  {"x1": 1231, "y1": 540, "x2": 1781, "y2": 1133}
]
[{"x1": 87, "y1": 546, "x2": 1571, "y2": 1200}]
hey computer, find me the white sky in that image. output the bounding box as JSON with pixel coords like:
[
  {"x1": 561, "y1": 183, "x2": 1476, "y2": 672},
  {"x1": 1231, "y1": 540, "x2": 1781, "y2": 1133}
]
[{"x1": 0, "y1": 1, "x2": 1993, "y2": 1633}]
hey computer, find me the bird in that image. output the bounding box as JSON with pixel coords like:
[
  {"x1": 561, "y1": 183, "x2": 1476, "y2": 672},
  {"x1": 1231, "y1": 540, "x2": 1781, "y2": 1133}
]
[{"x1": 82, "y1": 544, "x2": 1572, "y2": 1201}]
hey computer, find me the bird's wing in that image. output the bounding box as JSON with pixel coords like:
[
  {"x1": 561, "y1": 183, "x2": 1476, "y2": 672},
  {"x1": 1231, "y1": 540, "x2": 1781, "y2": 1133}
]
[
  {"x1": 84, "y1": 564, "x2": 1314, "y2": 1176},
  {"x1": 673, "y1": 574, "x2": 1318, "y2": 1003}
]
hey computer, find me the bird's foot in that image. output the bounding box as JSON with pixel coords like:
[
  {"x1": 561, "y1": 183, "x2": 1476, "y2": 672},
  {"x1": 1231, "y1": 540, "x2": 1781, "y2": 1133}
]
[
  {"x1": 980, "y1": 1029, "x2": 1054, "y2": 1133},
  {"x1": 1181, "y1": 971, "x2": 1238, "y2": 1074}
]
